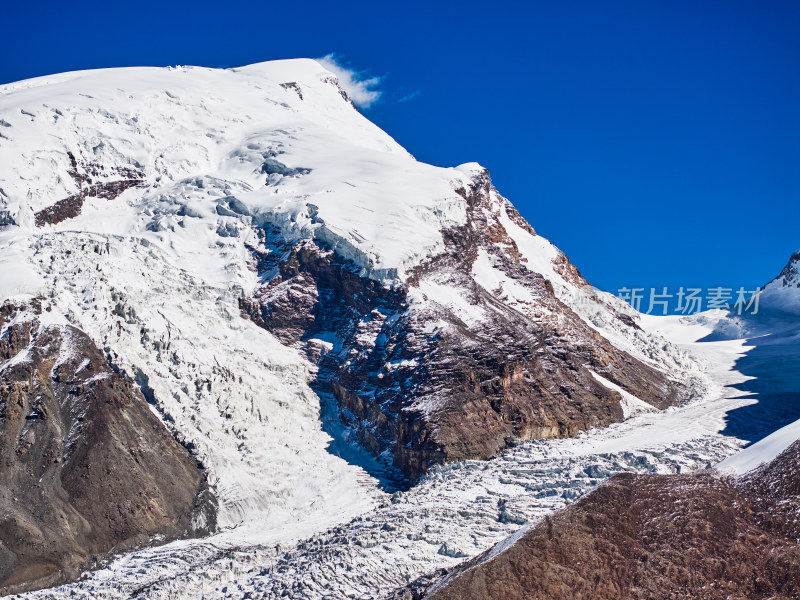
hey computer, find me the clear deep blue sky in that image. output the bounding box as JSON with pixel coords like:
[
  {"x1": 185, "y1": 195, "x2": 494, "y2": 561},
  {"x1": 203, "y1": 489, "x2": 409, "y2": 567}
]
[{"x1": 2, "y1": 0, "x2": 798, "y2": 298}]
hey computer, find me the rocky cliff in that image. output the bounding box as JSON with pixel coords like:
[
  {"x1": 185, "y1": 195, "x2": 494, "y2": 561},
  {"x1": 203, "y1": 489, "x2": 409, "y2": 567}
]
[
  {"x1": 241, "y1": 169, "x2": 695, "y2": 482},
  {"x1": 0, "y1": 301, "x2": 215, "y2": 594}
]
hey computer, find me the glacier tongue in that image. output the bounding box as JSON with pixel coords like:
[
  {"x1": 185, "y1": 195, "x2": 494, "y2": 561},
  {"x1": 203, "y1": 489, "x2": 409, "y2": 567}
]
[{"x1": 16, "y1": 346, "x2": 753, "y2": 599}]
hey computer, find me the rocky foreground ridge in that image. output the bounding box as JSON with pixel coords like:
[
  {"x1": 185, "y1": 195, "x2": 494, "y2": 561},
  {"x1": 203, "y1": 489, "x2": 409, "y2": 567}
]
[{"x1": 419, "y1": 438, "x2": 800, "y2": 600}]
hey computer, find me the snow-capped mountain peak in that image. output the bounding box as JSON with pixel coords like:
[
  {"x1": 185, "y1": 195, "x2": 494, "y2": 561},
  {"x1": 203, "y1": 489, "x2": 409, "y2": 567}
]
[
  {"x1": 0, "y1": 59, "x2": 711, "y2": 595},
  {"x1": 758, "y1": 249, "x2": 800, "y2": 314}
]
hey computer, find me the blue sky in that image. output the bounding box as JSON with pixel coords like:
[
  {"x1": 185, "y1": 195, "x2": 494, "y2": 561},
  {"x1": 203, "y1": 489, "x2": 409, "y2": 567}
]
[{"x1": 2, "y1": 0, "x2": 798, "y2": 302}]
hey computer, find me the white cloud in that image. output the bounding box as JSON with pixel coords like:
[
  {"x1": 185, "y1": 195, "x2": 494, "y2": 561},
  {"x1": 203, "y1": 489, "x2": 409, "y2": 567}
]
[{"x1": 317, "y1": 54, "x2": 382, "y2": 109}]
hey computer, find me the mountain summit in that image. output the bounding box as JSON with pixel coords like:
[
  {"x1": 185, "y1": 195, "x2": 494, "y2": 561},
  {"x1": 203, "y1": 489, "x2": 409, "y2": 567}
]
[{"x1": 1, "y1": 59, "x2": 705, "y2": 593}]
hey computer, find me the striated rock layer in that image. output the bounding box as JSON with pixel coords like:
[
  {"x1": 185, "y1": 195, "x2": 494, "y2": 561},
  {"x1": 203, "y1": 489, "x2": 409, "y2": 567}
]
[{"x1": 0, "y1": 301, "x2": 215, "y2": 595}]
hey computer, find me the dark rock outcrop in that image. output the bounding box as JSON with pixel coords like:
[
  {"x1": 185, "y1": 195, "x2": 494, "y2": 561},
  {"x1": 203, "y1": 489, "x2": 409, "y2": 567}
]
[
  {"x1": 241, "y1": 170, "x2": 691, "y2": 483},
  {"x1": 0, "y1": 301, "x2": 215, "y2": 595},
  {"x1": 421, "y1": 441, "x2": 800, "y2": 600},
  {"x1": 773, "y1": 250, "x2": 800, "y2": 287},
  {"x1": 34, "y1": 150, "x2": 145, "y2": 227}
]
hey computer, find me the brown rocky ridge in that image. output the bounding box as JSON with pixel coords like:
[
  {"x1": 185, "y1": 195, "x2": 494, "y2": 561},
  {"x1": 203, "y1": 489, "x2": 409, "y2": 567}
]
[
  {"x1": 420, "y1": 440, "x2": 800, "y2": 600},
  {"x1": 0, "y1": 300, "x2": 215, "y2": 595}
]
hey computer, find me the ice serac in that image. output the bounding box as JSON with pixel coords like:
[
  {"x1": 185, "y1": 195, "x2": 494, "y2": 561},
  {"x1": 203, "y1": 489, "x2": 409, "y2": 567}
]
[
  {"x1": 0, "y1": 301, "x2": 215, "y2": 595},
  {"x1": 421, "y1": 439, "x2": 800, "y2": 600}
]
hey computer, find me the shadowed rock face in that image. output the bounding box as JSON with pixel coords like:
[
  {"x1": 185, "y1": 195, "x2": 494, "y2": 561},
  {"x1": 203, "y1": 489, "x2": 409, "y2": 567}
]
[
  {"x1": 0, "y1": 301, "x2": 215, "y2": 595},
  {"x1": 421, "y1": 441, "x2": 800, "y2": 600},
  {"x1": 241, "y1": 170, "x2": 692, "y2": 483}
]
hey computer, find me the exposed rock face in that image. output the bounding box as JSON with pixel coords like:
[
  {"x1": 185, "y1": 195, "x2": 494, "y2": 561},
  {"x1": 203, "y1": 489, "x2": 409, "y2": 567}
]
[
  {"x1": 0, "y1": 301, "x2": 215, "y2": 595},
  {"x1": 34, "y1": 150, "x2": 145, "y2": 226},
  {"x1": 241, "y1": 170, "x2": 693, "y2": 483},
  {"x1": 773, "y1": 250, "x2": 800, "y2": 289},
  {"x1": 422, "y1": 441, "x2": 800, "y2": 600}
]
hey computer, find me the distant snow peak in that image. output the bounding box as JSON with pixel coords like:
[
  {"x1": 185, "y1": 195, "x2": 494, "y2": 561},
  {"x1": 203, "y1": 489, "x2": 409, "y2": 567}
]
[
  {"x1": 759, "y1": 249, "x2": 800, "y2": 314},
  {"x1": 774, "y1": 249, "x2": 800, "y2": 288}
]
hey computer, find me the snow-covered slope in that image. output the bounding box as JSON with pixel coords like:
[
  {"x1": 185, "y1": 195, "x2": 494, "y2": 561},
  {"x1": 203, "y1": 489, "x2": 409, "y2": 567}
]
[
  {"x1": 717, "y1": 416, "x2": 800, "y2": 474},
  {"x1": 0, "y1": 59, "x2": 471, "y2": 281},
  {"x1": 710, "y1": 249, "x2": 800, "y2": 473},
  {"x1": 0, "y1": 59, "x2": 713, "y2": 594},
  {"x1": 2, "y1": 59, "x2": 433, "y2": 556},
  {"x1": 0, "y1": 57, "x2": 695, "y2": 364}
]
